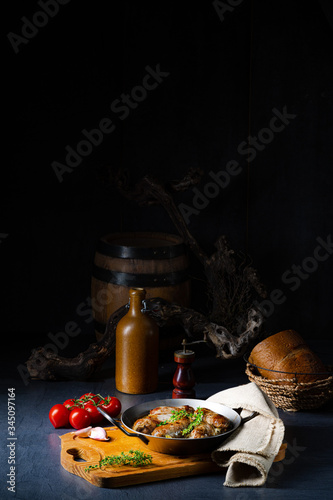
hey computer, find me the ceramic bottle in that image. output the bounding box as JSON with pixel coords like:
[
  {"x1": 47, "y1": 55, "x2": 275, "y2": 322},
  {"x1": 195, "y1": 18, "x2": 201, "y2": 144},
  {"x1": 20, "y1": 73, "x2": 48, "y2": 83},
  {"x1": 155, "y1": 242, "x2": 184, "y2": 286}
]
[{"x1": 115, "y1": 288, "x2": 159, "y2": 394}]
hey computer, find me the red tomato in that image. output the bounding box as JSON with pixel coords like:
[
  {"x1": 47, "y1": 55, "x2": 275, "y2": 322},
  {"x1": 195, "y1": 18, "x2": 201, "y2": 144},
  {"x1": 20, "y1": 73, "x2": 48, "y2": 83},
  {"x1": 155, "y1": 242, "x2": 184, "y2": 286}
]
[
  {"x1": 49, "y1": 404, "x2": 70, "y2": 428},
  {"x1": 79, "y1": 392, "x2": 101, "y2": 406},
  {"x1": 69, "y1": 408, "x2": 92, "y2": 429},
  {"x1": 100, "y1": 397, "x2": 121, "y2": 418},
  {"x1": 63, "y1": 398, "x2": 78, "y2": 410},
  {"x1": 85, "y1": 404, "x2": 104, "y2": 424}
]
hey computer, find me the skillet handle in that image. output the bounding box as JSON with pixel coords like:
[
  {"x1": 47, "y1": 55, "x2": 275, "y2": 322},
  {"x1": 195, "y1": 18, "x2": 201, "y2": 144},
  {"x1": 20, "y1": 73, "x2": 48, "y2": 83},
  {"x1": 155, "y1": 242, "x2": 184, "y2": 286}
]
[
  {"x1": 97, "y1": 407, "x2": 149, "y2": 445},
  {"x1": 241, "y1": 411, "x2": 259, "y2": 424}
]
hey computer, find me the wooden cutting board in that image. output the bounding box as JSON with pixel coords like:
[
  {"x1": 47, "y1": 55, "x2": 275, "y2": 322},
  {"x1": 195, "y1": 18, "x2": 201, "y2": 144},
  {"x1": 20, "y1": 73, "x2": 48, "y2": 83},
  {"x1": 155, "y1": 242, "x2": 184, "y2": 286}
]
[{"x1": 60, "y1": 426, "x2": 223, "y2": 488}]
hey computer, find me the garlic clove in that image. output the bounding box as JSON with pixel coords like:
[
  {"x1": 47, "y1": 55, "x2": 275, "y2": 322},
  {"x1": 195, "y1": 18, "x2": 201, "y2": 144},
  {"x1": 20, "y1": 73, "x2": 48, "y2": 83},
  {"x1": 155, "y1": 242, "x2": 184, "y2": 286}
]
[
  {"x1": 72, "y1": 426, "x2": 110, "y2": 441},
  {"x1": 88, "y1": 427, "x2": 110, "y2": 441},
  {"x1": 72, "y1": 426, "x2": 93, "y2": 439}
]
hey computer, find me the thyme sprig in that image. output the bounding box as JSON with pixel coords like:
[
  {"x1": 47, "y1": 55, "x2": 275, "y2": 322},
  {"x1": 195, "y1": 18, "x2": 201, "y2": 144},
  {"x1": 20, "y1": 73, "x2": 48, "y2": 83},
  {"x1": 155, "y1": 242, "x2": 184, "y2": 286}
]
[{"x1": 85, "y1": 450, "x2": 153, "y2": 472}]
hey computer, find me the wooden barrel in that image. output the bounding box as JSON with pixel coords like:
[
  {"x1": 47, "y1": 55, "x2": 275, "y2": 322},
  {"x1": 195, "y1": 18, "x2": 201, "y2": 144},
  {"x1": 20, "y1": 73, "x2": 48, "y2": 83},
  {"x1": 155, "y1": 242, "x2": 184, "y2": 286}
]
[{"x1": 91, "y1": 232, "x2": 191, "y2": 340}]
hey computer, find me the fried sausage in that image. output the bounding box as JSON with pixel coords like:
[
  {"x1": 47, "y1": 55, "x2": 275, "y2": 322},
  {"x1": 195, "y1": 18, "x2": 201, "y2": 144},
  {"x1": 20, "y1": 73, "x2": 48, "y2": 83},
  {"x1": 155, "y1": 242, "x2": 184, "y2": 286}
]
[
  {"x1": 200, "y1": 408, "x2": 231, "y2": 431},
  {"x1": 151, "y1": 417, "x2": 190, "y2": 438},
  {"x1": 132, "y1": 415, "x2": 160, "y2": 434},
  {"x1": 149, "y1": 405, "x2": 194, "y2": 422},
  {"x1": 189, "y1": 422, "x2": 216, "y2": 439}
]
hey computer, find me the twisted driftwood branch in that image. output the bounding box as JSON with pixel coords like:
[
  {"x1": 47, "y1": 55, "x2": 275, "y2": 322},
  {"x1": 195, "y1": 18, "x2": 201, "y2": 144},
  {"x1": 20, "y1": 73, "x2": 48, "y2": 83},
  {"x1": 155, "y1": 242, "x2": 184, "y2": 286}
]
[
  {"x1": 25, "y1": 306, "x2": 128, "y2": 381},
  {"x1": 25, "y1": 298, "x2": 263, "y2": 381}
]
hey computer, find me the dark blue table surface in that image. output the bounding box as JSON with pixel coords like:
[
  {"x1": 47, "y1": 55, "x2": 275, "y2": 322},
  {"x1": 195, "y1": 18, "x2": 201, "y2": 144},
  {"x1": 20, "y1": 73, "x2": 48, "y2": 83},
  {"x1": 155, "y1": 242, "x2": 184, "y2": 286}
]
[{"x1": 1, "y1": 339, "x2": 332, "y2": 500}]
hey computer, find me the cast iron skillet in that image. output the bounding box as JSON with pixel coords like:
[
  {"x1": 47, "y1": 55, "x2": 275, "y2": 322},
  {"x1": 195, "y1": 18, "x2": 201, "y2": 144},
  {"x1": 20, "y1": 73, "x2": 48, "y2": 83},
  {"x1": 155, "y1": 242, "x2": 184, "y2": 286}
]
[{"x1": 98, "y1": 398, "x2": 258, "y2": 455}]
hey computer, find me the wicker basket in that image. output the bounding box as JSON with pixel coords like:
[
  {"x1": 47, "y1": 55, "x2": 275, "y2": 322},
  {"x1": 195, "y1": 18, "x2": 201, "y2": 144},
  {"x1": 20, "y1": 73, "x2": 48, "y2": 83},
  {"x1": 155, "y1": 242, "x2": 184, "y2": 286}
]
[{"x1": 245, "y1": 362, "x2": 333, "y2": 411}]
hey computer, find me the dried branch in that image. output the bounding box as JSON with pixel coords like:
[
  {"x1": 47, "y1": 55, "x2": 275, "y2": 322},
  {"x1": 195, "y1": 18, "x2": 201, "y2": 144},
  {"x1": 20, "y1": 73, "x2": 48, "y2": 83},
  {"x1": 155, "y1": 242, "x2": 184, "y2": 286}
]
[
  {"x1": 25, "y1": 298, "x2": 263, "y2": 381},
  {"x1": 25, "y1": 306, "x2": 128, "y2": 381},
  {"x1": 169, "y1": 167, "x2": 204, "y2": 191}
]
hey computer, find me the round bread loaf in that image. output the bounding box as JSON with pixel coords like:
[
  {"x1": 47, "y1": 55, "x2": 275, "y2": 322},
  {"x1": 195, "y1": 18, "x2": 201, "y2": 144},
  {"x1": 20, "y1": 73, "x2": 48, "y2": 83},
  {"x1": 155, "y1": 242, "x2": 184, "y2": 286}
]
[{"x1": 248, "y1": 330, "x2": 327, "y2": 382}]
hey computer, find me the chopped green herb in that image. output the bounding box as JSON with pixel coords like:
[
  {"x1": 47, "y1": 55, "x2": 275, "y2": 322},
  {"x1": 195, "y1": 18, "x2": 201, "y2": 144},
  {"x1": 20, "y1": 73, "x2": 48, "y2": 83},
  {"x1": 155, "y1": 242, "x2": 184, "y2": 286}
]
[
  {"x1": 157, "y1": 407, "x2": 205, "y2": 436},
  {"x1": 182, "y1": 408, "x2": 204, "y2": 436},
  {"x1": 157, "y1": 408, "x2": 188, "y2": 426},
  {"x1": 85, "y1": 450, "x2": 153, "y2": 472}
]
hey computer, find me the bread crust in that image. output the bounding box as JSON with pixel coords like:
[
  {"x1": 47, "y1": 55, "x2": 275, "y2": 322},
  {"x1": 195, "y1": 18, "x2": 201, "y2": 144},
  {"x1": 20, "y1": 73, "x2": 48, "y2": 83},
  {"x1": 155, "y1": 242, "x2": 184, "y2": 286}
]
[{"x1": 249, "y1": 330, "x2": 327, "y2": 382}]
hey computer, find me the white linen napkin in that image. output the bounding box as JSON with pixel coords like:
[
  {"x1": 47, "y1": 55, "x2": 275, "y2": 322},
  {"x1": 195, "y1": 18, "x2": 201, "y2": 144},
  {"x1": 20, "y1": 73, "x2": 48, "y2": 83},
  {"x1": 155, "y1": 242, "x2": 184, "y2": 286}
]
[{"x1": 207, "y1": 382, "x2": 285, "y2": 487}]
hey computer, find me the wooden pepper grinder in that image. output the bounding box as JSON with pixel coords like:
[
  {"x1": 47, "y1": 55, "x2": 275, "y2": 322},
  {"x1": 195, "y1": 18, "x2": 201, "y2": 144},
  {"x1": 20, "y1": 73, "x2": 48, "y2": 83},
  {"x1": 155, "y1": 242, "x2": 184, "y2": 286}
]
[{"x1": 172, "y1": 339, "x2": 196, "y2": 399}]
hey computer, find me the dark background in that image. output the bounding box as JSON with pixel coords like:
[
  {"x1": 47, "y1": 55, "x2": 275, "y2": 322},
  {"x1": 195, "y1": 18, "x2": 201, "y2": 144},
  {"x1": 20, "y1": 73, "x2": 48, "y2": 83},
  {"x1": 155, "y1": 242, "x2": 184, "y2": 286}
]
[{"x1": 2, "y1": 0, "x2": 333, "y2": 363}]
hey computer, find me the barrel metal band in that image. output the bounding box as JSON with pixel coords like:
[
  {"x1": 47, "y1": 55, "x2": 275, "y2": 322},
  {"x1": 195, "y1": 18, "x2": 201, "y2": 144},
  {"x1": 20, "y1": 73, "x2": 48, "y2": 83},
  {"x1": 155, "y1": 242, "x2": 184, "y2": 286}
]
[
  {"x1": 92, "y1": 264, "x2": 189, "y2": 287},
  {"x1": 96, "y1": 239, "x2": 185, "y2": 260}
]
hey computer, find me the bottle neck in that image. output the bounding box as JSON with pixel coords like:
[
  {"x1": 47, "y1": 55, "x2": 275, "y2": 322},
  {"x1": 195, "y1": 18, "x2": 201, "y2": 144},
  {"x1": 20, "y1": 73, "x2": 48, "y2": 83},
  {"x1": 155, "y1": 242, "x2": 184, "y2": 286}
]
[{"x1": 128, "y1": 289, "x2": 145, "y2": 315}]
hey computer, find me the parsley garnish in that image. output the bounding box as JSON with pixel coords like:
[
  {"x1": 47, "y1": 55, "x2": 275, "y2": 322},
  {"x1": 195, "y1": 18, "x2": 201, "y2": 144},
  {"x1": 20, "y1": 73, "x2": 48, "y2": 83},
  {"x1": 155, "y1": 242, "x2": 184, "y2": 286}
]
[
  {"x1": 181, "y1": 408, "x2": 204, "y2": 436},
  {"x1": 157, "y1": 407, "x2": 204, "y2": 436},
  {"x1": 157, "y1": 408, "x2": 188, "y2": 426}
]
